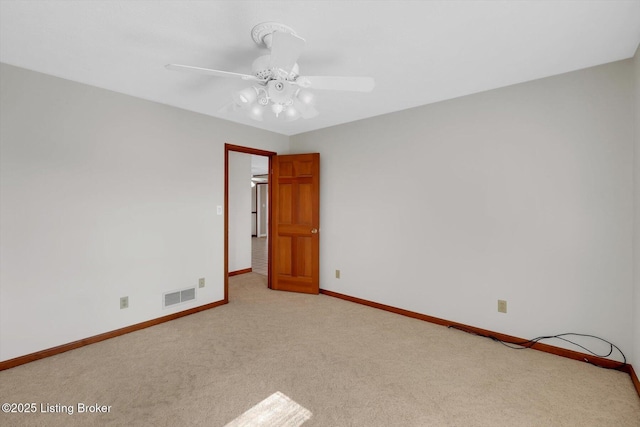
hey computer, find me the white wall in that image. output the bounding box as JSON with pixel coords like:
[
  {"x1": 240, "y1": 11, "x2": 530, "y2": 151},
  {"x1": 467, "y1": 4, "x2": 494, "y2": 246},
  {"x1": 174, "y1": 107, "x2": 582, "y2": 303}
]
[
  {"x1": 2, "y1": 57, "x2": 637, "y2": 366},
  {"x1": 633, "y1": 45, "x2": 640, "y2": 370},
  {"x1": 0, "y1": 63, "x2": 289, "y2": 362},
  {"x1": 291, "y1": 59, "x2": 635, "y2": 361},
  {"x1": 228, "y1": 151, "x2": 252, "y2": 272}
]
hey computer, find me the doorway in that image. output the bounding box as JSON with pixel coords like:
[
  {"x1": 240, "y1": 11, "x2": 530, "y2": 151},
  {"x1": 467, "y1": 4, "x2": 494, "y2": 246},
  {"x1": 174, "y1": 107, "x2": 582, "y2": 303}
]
[
  {"x1": 225, "y1": 146, "x2": 321, "y2": 300},
  {"x1": 224, "y1": 144, "x2": 276, "y2": 302}
]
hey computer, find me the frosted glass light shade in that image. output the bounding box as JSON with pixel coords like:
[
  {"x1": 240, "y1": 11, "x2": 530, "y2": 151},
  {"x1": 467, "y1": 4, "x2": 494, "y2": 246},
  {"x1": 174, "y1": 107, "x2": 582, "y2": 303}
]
[
  {"x1": 285, "y1": 106, "x2": 301, "y2": 121},
  {"x1": 233, "y1": 87, "x2": 257, "y2": 107},
  {"x1": 249, "y1": 104, "x2": 264, "y2": 121},
  {"x1": 297, "y1": 90, "x2": 315, "y2": 106}
]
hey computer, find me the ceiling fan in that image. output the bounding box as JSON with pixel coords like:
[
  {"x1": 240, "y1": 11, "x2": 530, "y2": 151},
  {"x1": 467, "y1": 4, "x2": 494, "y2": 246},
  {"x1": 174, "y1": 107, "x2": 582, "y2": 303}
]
[{"x1": 166, "y1": 22, "x2": 375, "y2": 122}]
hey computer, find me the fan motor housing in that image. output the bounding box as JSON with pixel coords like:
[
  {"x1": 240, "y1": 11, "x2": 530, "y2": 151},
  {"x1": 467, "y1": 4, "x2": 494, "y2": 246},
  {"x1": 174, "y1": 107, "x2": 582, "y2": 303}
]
[{"x1": 251, "y1": 55, "x2": 299, "y2": 81}]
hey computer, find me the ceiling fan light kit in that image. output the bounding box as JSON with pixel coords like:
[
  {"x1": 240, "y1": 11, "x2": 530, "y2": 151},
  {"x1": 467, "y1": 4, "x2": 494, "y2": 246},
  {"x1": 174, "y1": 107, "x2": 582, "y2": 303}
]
[{"x1": 166, "y1": 22, "x2": 374, "y2": 122}]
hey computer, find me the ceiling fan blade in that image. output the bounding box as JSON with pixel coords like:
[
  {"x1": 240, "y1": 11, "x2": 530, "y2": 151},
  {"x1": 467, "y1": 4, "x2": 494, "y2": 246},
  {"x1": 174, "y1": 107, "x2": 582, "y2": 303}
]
[
  {"x1": 297, "y1": 76, "x2": 375, "y2": 92},
  {"x1": 269, "y1": 31, "x2": 306, "y2": 74},
  {"x1": 165, "y1": 64, "x2": 261, "y2": 81}
]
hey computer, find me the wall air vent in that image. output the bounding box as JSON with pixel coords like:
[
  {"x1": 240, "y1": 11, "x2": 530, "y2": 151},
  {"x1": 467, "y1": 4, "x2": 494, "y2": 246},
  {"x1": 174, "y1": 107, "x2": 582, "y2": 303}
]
[{"x1": 163, "y1": 287, "x2": 196, "y2": 308}]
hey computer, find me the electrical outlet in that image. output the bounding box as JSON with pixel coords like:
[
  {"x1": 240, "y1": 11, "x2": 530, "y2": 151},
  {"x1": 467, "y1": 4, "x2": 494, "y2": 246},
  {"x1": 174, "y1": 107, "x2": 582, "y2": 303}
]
[
  {"x1": 498, "y1": 299, "x2": 507, "y2": 313},
  {"x1": 120, "y1": 296, "x2": 129, "y2": 309},
  {"x1": 335, "y1": 270, "x2": 340, "y2": 279},
  {"x1": 199, "y1": 278, "x2": 205, "y2": 288}
]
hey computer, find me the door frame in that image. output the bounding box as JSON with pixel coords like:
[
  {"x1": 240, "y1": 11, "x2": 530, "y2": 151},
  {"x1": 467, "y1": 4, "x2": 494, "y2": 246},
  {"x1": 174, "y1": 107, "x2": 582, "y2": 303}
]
[{"x1": 224, "y1": 143, "x2": 277, "y2": 302}]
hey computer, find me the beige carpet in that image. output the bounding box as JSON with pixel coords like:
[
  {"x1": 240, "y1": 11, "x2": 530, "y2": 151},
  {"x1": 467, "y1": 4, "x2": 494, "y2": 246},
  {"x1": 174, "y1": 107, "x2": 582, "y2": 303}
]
[{"x1": 1, "y1": 272, "x2": 639, "y2": 426}]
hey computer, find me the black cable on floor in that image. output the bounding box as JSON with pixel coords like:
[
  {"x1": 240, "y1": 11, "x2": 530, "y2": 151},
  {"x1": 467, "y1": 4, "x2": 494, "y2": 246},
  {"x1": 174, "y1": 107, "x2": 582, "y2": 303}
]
[{"x1": 447, "y1": 325, "x2": 627, "y2": 371}]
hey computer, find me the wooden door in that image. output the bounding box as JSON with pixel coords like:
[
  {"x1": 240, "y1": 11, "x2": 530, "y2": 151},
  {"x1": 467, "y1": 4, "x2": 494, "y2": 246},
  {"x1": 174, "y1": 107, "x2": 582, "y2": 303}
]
[{"x1": 271, "y1": 153, "x2": 320, "y2": 294}]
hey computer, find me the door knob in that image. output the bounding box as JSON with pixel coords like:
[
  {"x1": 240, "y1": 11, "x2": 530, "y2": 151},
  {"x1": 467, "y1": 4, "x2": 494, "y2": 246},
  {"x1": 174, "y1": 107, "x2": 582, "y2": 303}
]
[{"x1": 311, "y1": 228, "x2": 318, "y2": 234}]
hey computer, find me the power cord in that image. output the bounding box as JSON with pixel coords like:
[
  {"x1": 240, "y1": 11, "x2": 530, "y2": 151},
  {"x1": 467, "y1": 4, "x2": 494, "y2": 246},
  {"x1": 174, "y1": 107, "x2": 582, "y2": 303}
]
[{"x1": 447, "y1": 325, "x2": 627, "y2": 371}]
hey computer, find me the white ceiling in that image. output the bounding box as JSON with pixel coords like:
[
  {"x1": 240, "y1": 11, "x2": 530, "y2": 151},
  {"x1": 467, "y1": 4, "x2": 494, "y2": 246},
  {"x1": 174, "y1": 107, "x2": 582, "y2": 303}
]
[{"x1": 1, "y1": 1, "x2": 639, "y2": 136}]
